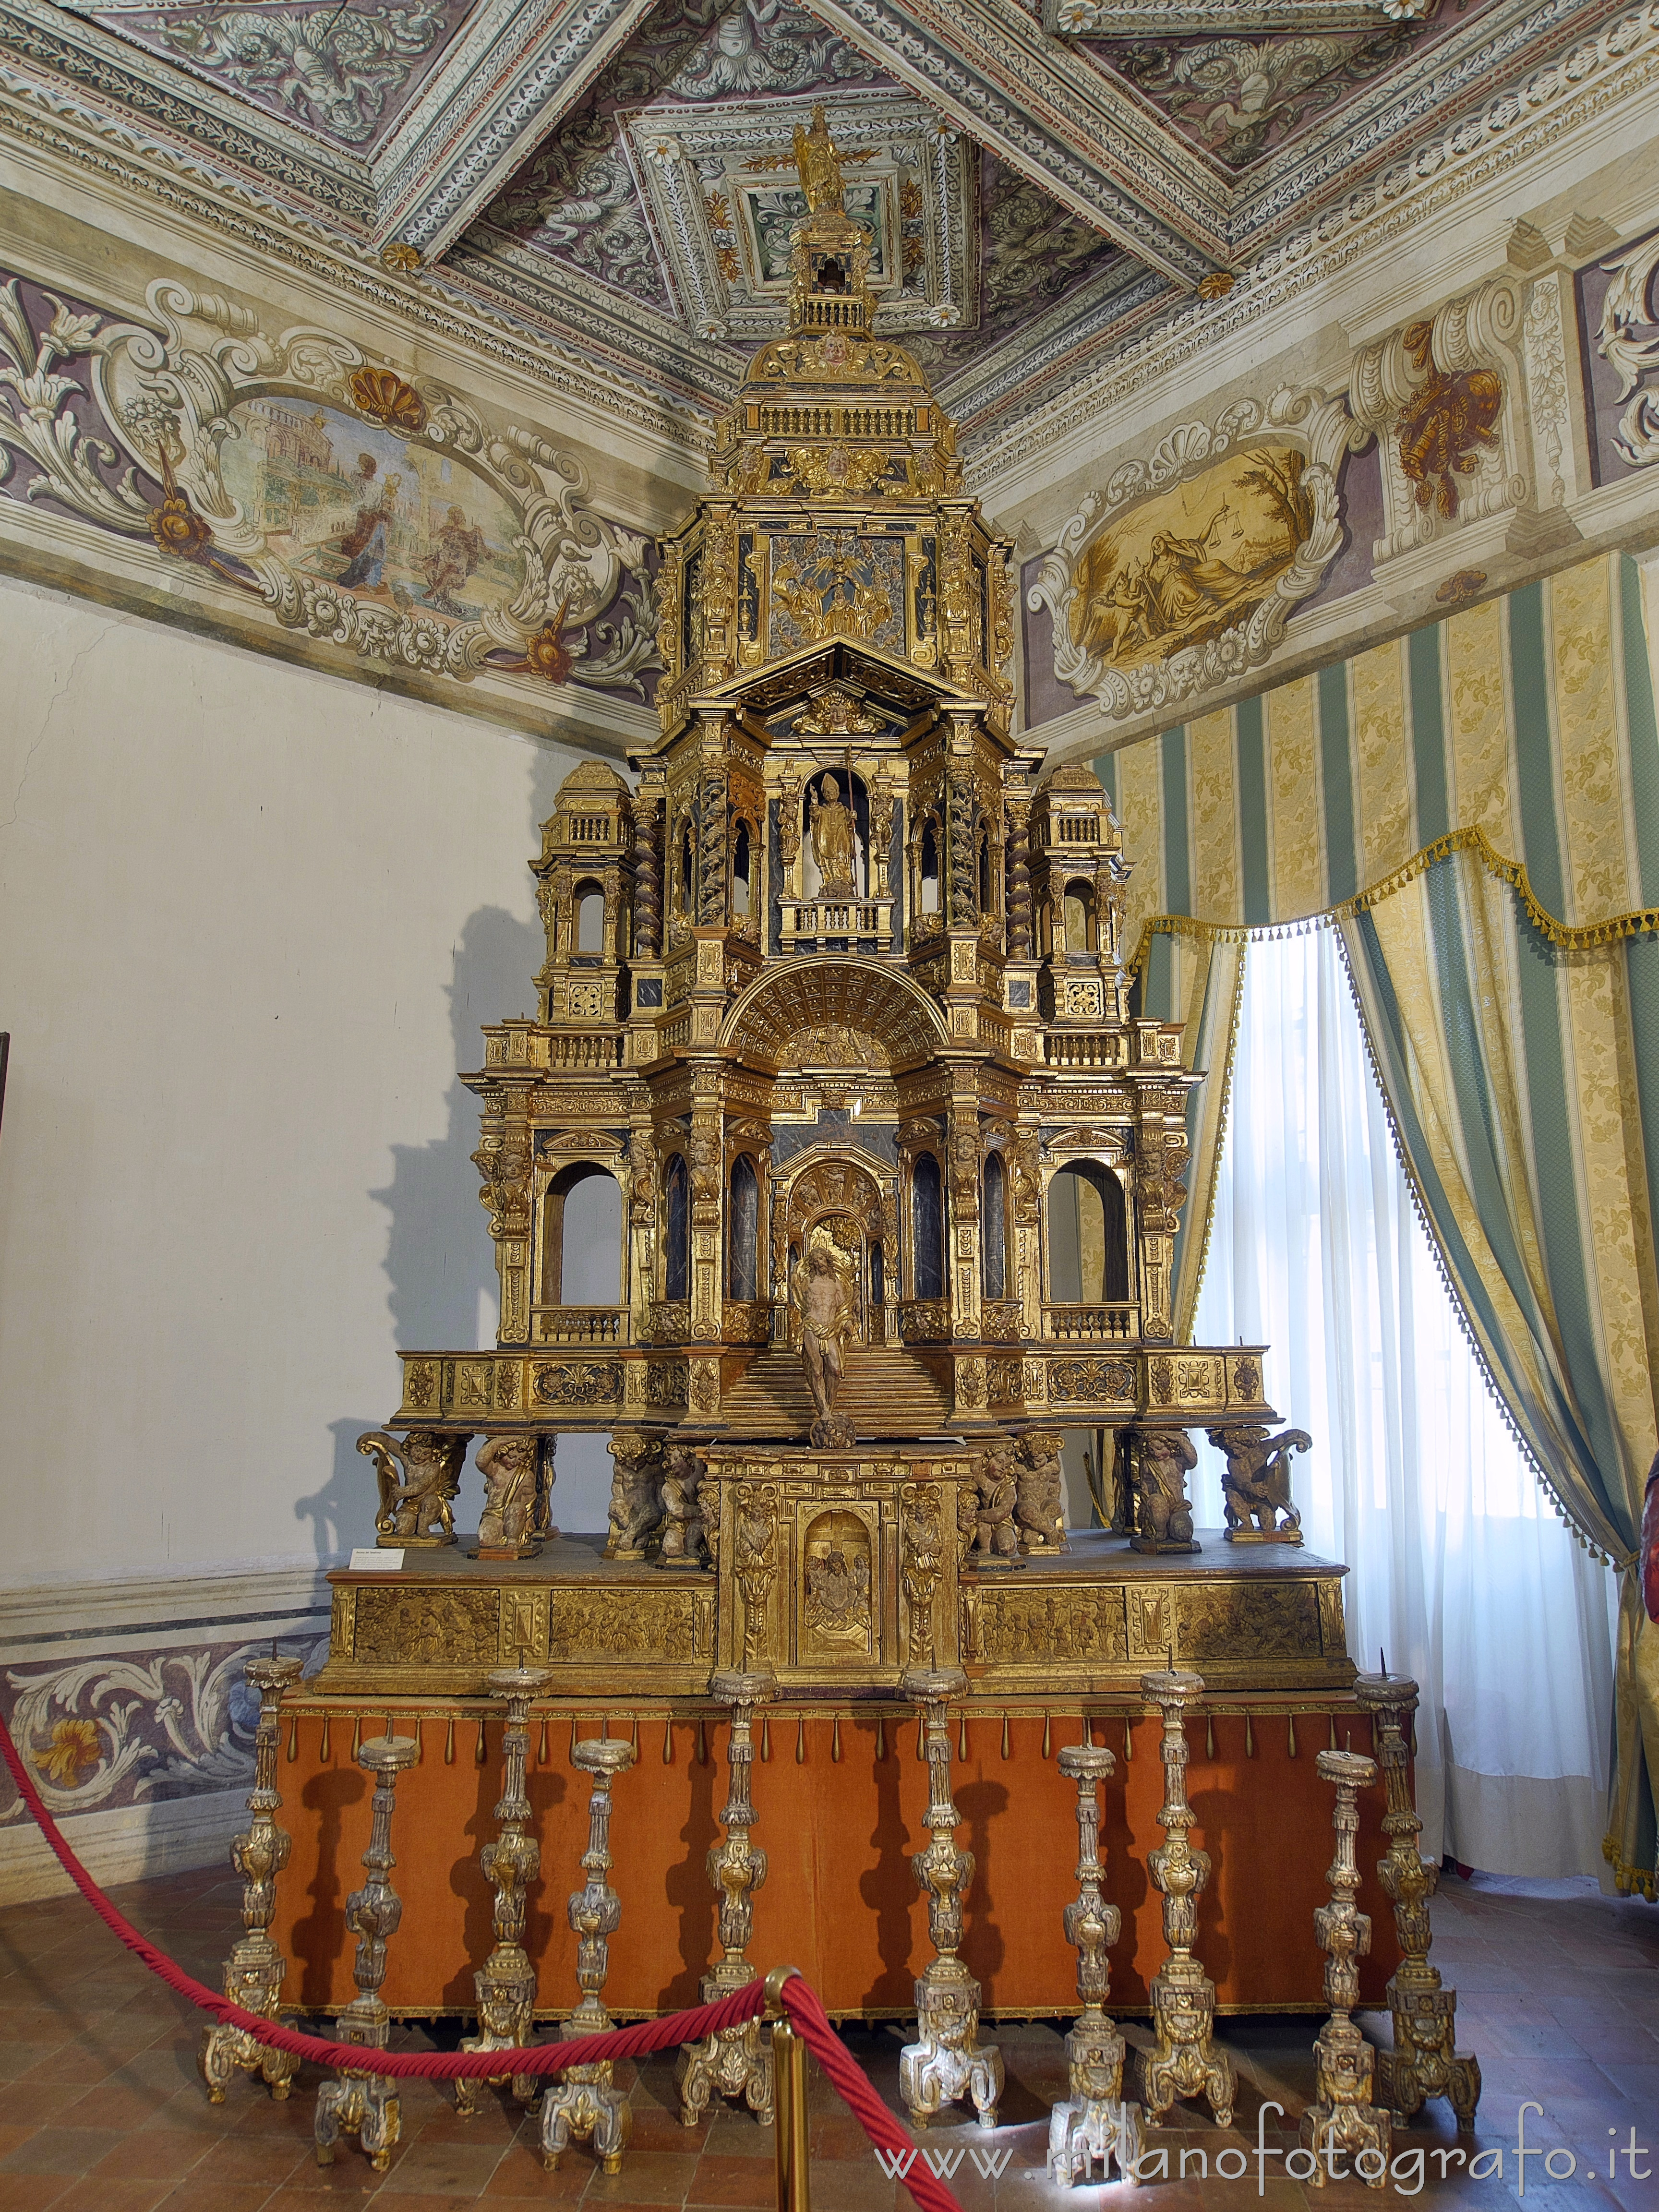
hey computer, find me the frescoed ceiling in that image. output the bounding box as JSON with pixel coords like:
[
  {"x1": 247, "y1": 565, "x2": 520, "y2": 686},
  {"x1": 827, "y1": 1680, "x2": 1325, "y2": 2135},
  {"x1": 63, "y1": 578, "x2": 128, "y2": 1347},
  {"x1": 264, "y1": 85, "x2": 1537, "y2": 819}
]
[{"x1": 1, "y1": 0, "x2": 1631, "y2": 445}]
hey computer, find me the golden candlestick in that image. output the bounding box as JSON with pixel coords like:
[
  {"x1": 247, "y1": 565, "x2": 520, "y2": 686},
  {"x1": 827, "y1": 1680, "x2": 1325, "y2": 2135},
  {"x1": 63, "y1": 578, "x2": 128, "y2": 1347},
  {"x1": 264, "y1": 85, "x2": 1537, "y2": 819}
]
[
  {"x1": 541, "y1": 1737, "x2": 638, "y2": 2172},
  {"x1": 199, "y1": 1654, "x2": 304, "y2": 2104},
  {"x1": 678, "y1": 1670, "x2": 779, "y2": 2126},
  {"x1": 456, "y1": 1664, "x2": 553, "y2": 2117},
  {"x1": 1047, "y1": 1742, "x2": 1142, "y2": 2185},
  {"x1": 314, "y1": 1733, "x2": 421, "y2": 2170},
  {"x1": 1138, "y1": 1666, "x2": 1234, "y2": 2127},
  {"x1": 1352, "y1": 1670, "x2": 1480, "y2": 2127},
  {"x1": 1303, "y1": 1747, "x2": 1391, "y2": 2186},
  {"x1": 898, "y1": 1665, "x2": 1003, "y2": 2128}
]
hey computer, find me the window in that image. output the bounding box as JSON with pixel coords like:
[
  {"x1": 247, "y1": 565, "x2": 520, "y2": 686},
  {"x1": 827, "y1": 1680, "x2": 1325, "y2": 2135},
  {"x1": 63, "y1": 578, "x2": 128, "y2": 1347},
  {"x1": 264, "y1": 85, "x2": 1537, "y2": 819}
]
[
  {"x1": 575, "y1": 882, "x2": 604, "y2": 954},
  {"x1": 982, "y1": 1152, "x2": 1007, "y2": 1301},
  {"x1": 918, "y1": 821, "x2": 940, "y2": 915},
  {"x1": 912, "y1": 1153, "x2": 944, "y2": 1298},
  {"x1": 664, "y1": 1154, "x2": 689, "y2": 1301},
  {"x1": 542, "y1": 1164, "x2": 621, "y2": 1304},
  {"x1": 732, "y1": 822, "x2": 752, "y2": 917},
  {"x1": 1063, "y1": 880, "x2": 1093, "y2": 954},
  {"x1": 728, "y1": 1154, "x2": 759, "y2": 1300},
  {"x1": 1047, "y1": 1161, "x2": 1128, "y2": 1303}
]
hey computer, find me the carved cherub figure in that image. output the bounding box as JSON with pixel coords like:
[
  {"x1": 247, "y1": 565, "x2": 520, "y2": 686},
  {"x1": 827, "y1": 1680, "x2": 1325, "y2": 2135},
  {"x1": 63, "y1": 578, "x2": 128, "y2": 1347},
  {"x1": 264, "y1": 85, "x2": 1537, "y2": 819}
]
[
  {"x1": 1132, "y1": 1429, "x2": 1198, "y2": 1550},
  {"x1": 1206, "y1": 1423, "x2": 1310, "y2": 1541},
  {"x1": 604, "y1": 1433, "x2": 662, "y2": 1560},
  {"x1": 1015, "y1": 1430, "x2": 1069, "y2": 1553},
  {"x1": 357, "y1": 1429, "x2": 466, "y2": 1546},
  {"x1": 963, "y1": 1446, "x2": 1022, "y2": 1566},
  {"x1": 659, "y1": 1444, "x2": 707, "y2": 1568},
  {"x1": 476, "y1": 1435, "x2": 542, "y2": 1553}
]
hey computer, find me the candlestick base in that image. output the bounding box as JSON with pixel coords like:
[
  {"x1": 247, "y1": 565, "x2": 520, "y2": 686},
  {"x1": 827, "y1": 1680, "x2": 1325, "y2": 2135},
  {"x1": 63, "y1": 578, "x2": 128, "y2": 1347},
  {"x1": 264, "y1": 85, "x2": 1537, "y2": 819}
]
[
  {"x1": 1301, "y1": 2020, "x2": 1392, "y2": 2188},
  {"x1": 1375, "y1": 1983, "x2": 1481, "y2": 2127},
  {"x1": 1047, "y1": 2020, "x2": 1141, "y2": 2184},
  {"x1": 900, "y1": 1969, "x2": 1004, "y2": 2129}
]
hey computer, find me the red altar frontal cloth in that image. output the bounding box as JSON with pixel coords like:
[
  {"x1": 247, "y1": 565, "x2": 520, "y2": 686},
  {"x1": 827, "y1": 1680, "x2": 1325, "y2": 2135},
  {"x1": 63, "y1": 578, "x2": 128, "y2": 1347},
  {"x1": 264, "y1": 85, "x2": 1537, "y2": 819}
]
[{"x1": 269, "y1": 1706, "x2": 1401, "y2": 2018}]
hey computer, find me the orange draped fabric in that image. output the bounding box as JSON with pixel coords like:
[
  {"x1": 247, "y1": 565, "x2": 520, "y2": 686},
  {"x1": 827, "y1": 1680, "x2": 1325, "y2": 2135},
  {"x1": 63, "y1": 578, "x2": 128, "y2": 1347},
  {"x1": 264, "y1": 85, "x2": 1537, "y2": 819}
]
[{"x1": 269, "y1": 1709, "x2": 1401, "y2": 2018}]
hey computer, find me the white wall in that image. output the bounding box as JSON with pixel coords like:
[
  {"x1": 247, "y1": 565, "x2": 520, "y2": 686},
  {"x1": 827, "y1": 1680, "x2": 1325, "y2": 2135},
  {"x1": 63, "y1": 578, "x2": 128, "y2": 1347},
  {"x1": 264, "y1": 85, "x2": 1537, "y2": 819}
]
[{"x1": 0, "y1": 573, "x2": 618, "y2": 1582}]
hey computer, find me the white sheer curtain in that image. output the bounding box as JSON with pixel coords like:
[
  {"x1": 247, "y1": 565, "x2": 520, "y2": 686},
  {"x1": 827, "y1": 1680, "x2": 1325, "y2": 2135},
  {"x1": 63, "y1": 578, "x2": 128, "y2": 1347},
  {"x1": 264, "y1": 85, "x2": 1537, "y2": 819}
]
[{"x1": 1190, "y1": 927, "x2": 1617, "y2": 1877}]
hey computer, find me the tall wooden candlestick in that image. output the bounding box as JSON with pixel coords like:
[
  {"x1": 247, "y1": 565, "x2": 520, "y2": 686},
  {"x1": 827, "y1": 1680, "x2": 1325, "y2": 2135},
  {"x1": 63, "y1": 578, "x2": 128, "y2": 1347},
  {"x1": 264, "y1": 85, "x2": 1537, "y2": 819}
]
[
  {"x1": 541, "y1": 1738, "x2": 638, "y2": 2172},
  {"x1": 1138, "y1": 1666, "x2": 1234, "y2": 2127},
  {"x1": 678, "y1": 1671, "x2": 778, "y2": 2126},
  {"x1": 457, "y1": 1664, "x2": 553, "y2": 2116},
  {"x1": 315, "y1": 1733, "x2": 421, "y2": 2171},
  {"x1": 1353, "y1": 1670, "x2": 1480, "y2": 2127},
  {"x1": 1047, "y1": 1741, "x2": 1142, "y2": 2185},
  {"x1": 1302, "y1": 1747, "x2": 1391, "y2": 2186},
  {"x1": 199, "y1": 1654, "x2": 304, "y2": 2104},
  {"x1": 898, "y1": 1666, "x2": 1003, "y2": 2128}
]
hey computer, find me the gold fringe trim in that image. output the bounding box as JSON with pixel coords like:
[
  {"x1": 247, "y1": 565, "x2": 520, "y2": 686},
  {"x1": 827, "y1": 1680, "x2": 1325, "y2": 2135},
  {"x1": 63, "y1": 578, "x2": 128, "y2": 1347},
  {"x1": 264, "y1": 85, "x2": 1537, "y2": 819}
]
[
  {"x1": 1126, "y1": 823, "x2": 1659, "y2": 980},
  {"x1": 1602, "y1": 1829, "x2": 1659, "y2": 1900}
]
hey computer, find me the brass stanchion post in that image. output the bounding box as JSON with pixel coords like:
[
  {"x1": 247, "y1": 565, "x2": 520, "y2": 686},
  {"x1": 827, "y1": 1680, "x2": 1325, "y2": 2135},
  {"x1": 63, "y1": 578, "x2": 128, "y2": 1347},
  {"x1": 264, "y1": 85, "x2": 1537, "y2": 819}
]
[{"x1": 765, "y1": 1969, "x2": 810, "y2": 2212}]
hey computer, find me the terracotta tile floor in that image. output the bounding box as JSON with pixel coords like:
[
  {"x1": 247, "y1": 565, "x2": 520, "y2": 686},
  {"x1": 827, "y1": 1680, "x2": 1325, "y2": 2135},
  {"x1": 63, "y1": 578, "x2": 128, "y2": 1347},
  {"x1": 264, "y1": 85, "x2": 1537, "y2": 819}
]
[{"x1": 0, "y1": 1863, "x2": 1654, "y2": 2210}]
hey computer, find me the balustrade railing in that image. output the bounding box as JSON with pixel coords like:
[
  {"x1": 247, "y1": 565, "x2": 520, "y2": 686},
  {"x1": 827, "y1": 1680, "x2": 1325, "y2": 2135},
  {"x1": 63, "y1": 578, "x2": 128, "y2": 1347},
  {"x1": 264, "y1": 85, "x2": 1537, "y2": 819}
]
[
  {"x1": 1044, "y1": 1302, "x2": 1138, "y2": 1340},
  {"x1": 779, "y1": 897, "x2": 893, "y2": 950},
  {"x1": 535, "y1": 1308, "x2": 626, "y2": 1346}
]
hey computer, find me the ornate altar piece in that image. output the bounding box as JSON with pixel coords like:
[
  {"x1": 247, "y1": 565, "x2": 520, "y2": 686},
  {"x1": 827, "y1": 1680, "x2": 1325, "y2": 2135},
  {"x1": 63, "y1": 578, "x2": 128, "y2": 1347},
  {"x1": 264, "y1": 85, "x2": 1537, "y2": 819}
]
[{"x1": 278, "y1": 112, "x2": 1397, "y2": 2043}]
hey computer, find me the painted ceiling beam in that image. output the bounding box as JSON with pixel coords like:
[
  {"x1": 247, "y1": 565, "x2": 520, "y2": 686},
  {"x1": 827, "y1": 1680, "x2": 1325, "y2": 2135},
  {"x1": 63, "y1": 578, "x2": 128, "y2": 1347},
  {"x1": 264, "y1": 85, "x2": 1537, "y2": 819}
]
[
  {"x1": 371, "y1": 0, "x2": 665, "y2": 262},
  {"x1": 803, "y1": 0, "x2": 1229, "y2": 285},
  {"x1": 1041, "y1": 0, "x2": 1402, "y2": 34}
]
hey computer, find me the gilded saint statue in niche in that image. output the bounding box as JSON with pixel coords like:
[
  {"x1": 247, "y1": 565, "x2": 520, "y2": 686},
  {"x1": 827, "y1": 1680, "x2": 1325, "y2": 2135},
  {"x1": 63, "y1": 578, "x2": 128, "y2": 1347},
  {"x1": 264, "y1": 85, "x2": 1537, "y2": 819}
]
[
  {"x1": 1069, "y1": 445, "x2": 1313, "y2": 672},
  {"x1": 792, "y1": 1234, "x2": 859, "y2": 1446},
  {"x1": 808, "y1": 772, "x2": 860, "y2": 895}
]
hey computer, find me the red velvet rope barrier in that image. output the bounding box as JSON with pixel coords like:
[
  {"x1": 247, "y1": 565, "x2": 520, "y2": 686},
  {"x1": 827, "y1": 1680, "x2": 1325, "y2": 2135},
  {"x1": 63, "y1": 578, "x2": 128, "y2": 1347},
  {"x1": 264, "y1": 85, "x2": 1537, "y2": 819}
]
[{"x1": 0, "y1": 1708, "x2": 966, "y2": 2212}]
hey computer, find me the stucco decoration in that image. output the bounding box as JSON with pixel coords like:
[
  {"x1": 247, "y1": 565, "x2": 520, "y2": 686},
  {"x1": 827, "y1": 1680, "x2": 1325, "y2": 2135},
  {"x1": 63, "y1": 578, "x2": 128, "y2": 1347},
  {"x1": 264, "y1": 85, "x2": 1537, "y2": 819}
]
[
  {"x1": 1027, "y1": 385, "x2": 1361, "y2": 717},
  {"x1": 58, "y1": 0, "x2": 473, "y2": 150},
  {"x1": 0, "y1": 273, "x2": 660, "y2": 697},
  {"x1": 1348, "y1": 273, "x2": 1539, "y2": 563},
  {"x1": 1595, "y1": 229, "x2": 1659, "y2": 467}
]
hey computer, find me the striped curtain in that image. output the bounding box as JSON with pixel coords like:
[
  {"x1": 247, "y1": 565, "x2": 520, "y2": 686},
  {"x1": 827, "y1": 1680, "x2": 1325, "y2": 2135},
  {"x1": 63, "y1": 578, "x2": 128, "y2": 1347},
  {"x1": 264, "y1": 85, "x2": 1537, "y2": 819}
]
[{"x1": 1098, "y1": 550, "x2": 1659, "y2": 1897}]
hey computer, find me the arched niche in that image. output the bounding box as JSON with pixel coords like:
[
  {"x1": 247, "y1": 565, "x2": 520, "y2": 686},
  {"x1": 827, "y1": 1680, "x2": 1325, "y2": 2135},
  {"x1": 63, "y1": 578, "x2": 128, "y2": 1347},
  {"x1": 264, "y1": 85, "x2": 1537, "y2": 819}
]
[
  {"x1": 981, "y1": 1151, "x2": 1008, "y2": 1302},
  {"x1": 728, "y1": 1153, "x2": 761, "y2": 1301},
  {"x1": 799, "y1": 768, "x2": 868, "y2": 899},
  {"x1": 542, "y1": 1162, "x2": 622, "y2": 1304},
  {"x1": 732, "y1": 820, "x2": 755, "y2": 918},
  {"x1": 1063, "y1": 878, "x2": 1095, "y2": 954},
  {"x1": 663, "y1": 1153, "x2": 689, "y2": 1301},
  {"x1": 912, "y1": 1152, "x2": 944, "y2": 1299},
  {"x1": 1047, "y1": 1160, "x2": 1129, "y2": 1304},
  {"x1": 574, "y1": 879, "x2": 605, "y2": 953}
]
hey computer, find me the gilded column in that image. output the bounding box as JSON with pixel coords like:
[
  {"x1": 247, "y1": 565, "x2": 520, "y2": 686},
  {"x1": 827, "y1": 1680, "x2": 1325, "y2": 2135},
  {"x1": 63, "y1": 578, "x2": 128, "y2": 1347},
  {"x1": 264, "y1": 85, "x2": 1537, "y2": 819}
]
[
  {"x1": 1353, "y1": 1669, "x2": 1480, "y2": 2127},
  {"x1": 314, "y1": 1734, "x2": 421, "y2": 2171},
  {"x1": 1302, "y1": 1746, "x2": 1392, "y2": 2185},
  {"x1": 1138, "y1": 1666, "x2": 1234, "y2": 2127},
  {"x1": 199, "y1": 1654, "x2": 304, "y2": 2104},
  {"x1": 541, "y1": 1738, "x2": 638, "y2": 2173},
  {"x1": 1047, "y1": 1742, "x2": 1142, "y2": 2184},
  {"x1": 456, "y1": 1665, "x2": 553, "y2": 2116},
  {"x1": 898, "y1": 1666, "x2": 1003, "y2": 2128},
  {"x1": 677, "y1": 1670, "x2": 778, "y2": 2124}
]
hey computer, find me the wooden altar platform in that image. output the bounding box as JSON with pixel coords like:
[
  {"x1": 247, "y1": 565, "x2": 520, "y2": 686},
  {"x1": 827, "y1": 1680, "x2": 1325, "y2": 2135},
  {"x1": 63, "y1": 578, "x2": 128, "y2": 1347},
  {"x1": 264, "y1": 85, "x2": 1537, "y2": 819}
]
[{"x1": 272, "y1": 1529, "x2": 1397, "y2": 2024}]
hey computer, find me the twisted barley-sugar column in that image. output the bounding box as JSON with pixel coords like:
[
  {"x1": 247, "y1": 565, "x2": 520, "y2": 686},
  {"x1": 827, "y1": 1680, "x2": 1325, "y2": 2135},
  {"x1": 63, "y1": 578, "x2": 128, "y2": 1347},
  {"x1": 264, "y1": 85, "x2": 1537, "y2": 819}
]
[
  {"x1": 1138, "y1": 1667, "x2": 1235, "y2": 2128},
  {"x1": 1352, "y1": 1669, "x2": 1480, "y2": 2127},
  {"x1": 199, "y1": 1654, "x2": 304, "y2": 2106},
  {"x1": 678, "y1": 1671, "x2": 779, "y2": 2127},
  {"x1": 314, "y1": 1733, "x2": 421, "y2": 2172},
  {"x1": 1046, "y1": 1741, "x2": 1142, "y2": 2186},
  {"x1": 541, "y1": 1737, "x2": 638, "y2": 2173},
  {"x1": 456, "y1": 1665, "x2": 553, "y2": 2117},
  {"x1": 1302, "y1": 1747, "x2": 1391, "y2": 2187},
  {"x1": 897, "y1": 1665, "x2": 1003, "y2": 2129}
]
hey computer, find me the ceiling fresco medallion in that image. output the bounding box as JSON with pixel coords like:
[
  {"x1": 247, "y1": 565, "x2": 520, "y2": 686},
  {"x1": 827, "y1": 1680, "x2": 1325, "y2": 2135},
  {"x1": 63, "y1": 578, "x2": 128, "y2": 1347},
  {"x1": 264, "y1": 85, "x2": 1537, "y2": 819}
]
[{"x1": 630, "y1": 95, "x2": 974, "y2": 341}]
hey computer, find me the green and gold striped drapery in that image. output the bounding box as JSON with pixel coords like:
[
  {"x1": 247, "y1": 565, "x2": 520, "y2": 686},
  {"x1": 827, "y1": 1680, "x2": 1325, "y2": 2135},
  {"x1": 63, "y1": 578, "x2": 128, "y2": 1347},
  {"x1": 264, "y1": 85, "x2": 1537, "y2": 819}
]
[{"x1": 1096, "y1": 550, "x2": 1659, "y2": 1896}]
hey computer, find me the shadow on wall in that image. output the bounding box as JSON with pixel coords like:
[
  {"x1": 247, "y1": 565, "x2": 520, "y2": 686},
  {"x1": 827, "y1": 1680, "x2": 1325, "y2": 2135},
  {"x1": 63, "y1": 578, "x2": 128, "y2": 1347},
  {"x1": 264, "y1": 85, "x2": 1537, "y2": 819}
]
[{"x1": 298, "y1": 745, "x2": 607, "y2": 1563}]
